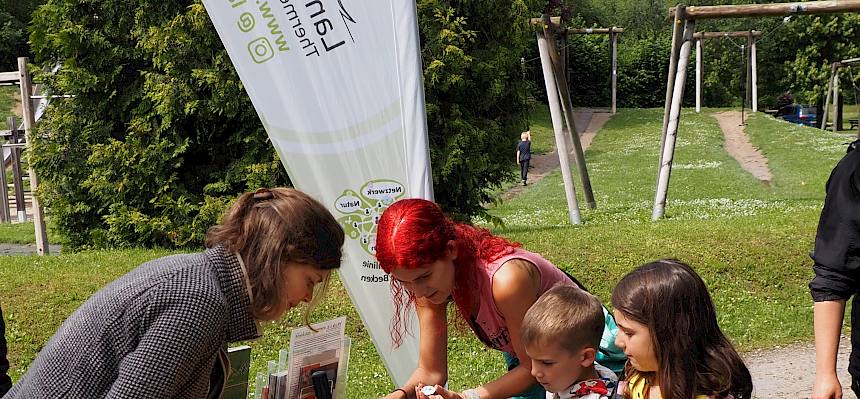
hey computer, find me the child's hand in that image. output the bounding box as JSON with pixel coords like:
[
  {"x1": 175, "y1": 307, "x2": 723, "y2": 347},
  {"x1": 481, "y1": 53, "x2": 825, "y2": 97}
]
[{"x1": 415, "y1": 383, "x2": 466, "y2": 399}]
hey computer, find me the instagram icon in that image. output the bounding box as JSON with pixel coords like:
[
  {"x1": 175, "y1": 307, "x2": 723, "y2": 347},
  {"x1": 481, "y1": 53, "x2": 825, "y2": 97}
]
[{"x1": 248, "y1": 37, "x2": 275, "y2": 64}]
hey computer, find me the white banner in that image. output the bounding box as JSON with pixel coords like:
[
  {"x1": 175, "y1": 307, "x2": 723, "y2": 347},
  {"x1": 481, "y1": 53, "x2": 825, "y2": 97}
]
[{"x1": 200, "y1": 0, "x2": 431, "y2": 386}]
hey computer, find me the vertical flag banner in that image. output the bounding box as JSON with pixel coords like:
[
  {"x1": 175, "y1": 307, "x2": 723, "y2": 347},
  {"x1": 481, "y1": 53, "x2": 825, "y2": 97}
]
[{"x1": 200, "y1": 0, "x2": 431, "y2": 386}]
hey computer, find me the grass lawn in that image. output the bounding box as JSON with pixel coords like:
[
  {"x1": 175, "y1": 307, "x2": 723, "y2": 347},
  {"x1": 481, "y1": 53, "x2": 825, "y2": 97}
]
[
  {"x1": 0, "y1": 85, "x2": 19, "y2": 121},
  {"x1": 0, "y1": 221, "x2": 67, "y2": 245},
  {"x1": 826, "y1": 103, "x2": 860, "y2": 131},
  {"x1": 0, "y1": 106, "x2": 854, "y2": 397}
]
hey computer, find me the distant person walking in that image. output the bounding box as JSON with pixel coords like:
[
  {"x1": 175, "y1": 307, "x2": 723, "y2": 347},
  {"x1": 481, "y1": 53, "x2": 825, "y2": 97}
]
[{"x1": 517, "y1": 131, "x2": 532, "y2": 186}]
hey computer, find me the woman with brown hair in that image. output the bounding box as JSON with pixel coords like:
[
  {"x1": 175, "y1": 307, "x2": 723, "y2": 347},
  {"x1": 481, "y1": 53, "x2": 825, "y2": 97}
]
[{"x1": 6, "y1": 187, "x2": 344, "y2": 399}]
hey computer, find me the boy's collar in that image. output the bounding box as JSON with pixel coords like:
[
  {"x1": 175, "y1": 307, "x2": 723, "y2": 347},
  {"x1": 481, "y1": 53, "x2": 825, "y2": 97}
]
[{"x1": 555, "y1": 364, "x2": 618, "y2": 399}]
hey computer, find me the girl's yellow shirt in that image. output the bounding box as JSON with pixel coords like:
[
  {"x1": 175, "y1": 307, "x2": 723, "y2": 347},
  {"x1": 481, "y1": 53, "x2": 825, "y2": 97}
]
[{"x1": 625, "y1": 373, "x2": 710, "y2": 399}]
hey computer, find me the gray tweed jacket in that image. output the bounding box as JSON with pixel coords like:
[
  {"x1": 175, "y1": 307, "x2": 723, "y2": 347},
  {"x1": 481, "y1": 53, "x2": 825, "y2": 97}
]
[{"x1": 7, "y1": 245, "x2": 260, "y2": 399}]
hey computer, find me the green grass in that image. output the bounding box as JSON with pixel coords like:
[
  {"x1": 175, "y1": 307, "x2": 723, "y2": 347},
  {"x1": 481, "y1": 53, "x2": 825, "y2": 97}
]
[
  {"x1": 0, "y1": 85, "x2": 19, "y2": 121},
  {"x1": 482, "y1": 108, "x2": 853, "y2": 352},
  {"x1": 826, "y1": 103, "x2": 860, "y2": 131},
  {"x1": 0, "y1": 221, "x2": 67, "y2": 245},
  {"x1": 0, "y1": 107, "x2": 854, "y2": 397},
  {"x1": 524, "y1": 106, "x2": 555, "y2": 156}
]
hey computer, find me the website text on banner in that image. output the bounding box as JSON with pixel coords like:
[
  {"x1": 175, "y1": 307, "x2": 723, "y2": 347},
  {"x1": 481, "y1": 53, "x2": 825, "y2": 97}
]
[{"x1": 199, "y1": 0, "x2": 433, "y2": 386}]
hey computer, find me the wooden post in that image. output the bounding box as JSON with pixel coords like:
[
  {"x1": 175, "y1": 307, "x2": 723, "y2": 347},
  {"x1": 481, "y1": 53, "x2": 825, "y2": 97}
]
[
  {"x1": 610, "y1": 28, "x2": 618, "y2": 114},
  {"x1": 543, "y1": 23, "x2": 597, "y2": 210},
  {"x1": 653, "y1": 18, "x2": 695, "y2": 220},
  {"x1": 658, "y1": 5, "x2": 685, "y2": 170},
  {"x1": 822, "y1": 64, "x2": 835, "y2": 131},
  {"x1": 537, "y1": 29, "x2": 582, "y2": 224},
  {"x1": 0, "y1": 118, "x2": 10, "y2": 223},
  {"x1": 833, "y1": 70, "x2": 841, "y2": 132},
  {"x1": 9, "y1": 125, "x2": 24, "y2": 220},
  {"x1": 745, "y1": 36, "x2": 752, "y2": 110},
  {"x1": 837, "y1": 83, "x2": 844, "y2": 131},
  {"x1": 18, "y1": 57, "x2": 49, "y2": 255},
  {"x1": 695, "y1": 38, "x2": 703, "y2": 113},
  {"x1": 561, "y1": 31, "x2": 569, "y2": 92},
  {"x1": 750, "y1": 35, "x2": 758, "y2": 112}
]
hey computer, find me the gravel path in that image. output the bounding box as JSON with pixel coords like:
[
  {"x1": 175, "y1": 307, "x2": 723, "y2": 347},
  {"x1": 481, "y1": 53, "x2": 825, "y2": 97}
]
[
  {"x1": 0, "y1": 243, "x2": 62, "y2": 255},
  {"x1": 712, "y1": 111, "x2": 774, "y2": 184},
  {"x1": 747, "y1": 336, "x2": 856, "y2": 399}
]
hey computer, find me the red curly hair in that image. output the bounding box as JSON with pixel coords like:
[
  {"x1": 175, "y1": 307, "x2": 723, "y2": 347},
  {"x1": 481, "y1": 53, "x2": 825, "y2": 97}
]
[{"x1": 375, "y1": 198, "x2": 520, "y2": 348}]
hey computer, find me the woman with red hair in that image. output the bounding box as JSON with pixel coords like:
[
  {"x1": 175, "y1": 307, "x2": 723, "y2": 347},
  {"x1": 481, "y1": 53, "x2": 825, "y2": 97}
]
[{"x1": 376, "y1": 199, "x2": 624, "y2": 399}]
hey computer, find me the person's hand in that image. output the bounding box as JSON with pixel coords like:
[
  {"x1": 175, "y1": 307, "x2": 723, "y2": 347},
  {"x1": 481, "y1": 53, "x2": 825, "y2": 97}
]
[
  {"x1": 811, "y1": 372, "x2": 843, "y2": 399},
  {"x1": 415, "y1": 383, "x2": 466, "y2": 399},
  {"x1": 382, "y1": 388, "x2": 410, "y2": 399}
]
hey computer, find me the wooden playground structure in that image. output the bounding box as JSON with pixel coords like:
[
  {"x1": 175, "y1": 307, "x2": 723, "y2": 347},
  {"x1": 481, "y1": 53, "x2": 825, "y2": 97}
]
[
  {"x1": 822, "y1": 57, "x2": 860, "y2": 133},
  {"x1": 693, "y1": 30, "x2": 763, "y2": 113},
  {"x1": 527, "y1": 16, "x2": 623, "y2": 224},
  {"x1": 653, "y1": 1, "x2": 860, "y2": 220},
  {"x1": 1, "y1": 57, "x2": 49, "y2": 255}
]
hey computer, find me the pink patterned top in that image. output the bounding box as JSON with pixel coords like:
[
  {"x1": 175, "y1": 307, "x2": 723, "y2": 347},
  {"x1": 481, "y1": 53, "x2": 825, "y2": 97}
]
[{"x1": 466, "y1": 247, "x2": 577, "y2": 354}]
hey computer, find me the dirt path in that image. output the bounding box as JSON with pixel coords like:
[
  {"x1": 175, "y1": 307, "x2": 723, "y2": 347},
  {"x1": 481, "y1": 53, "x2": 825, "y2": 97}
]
[
  {"x1": 747, "y1": 336, "x2": 856, "y2": 399},
  {"x1": 712, "y1": 111, "x2": 773, "y2": 184},
  {"x1": 501, "y1": 109, "x2": 611, "y2": 200}
]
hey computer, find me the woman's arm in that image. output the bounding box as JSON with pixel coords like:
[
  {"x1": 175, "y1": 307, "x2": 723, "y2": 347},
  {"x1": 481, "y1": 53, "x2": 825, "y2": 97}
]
[
  {"x1": 384, "y1": 298, "x2": 449, "y2": 399},
  {"x1": 466, "y1": 259, "x2": 542, "y2": 399},
  {"x1": 812, "y1": 299, "x2": 847, "y2": 399}
]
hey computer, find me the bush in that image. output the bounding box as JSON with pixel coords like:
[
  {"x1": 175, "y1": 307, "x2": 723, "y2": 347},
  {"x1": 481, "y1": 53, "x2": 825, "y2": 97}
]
[
  {"x1": 27, "y1": 0, "x2": 542, "y2": 247},
  {"x1": 29, "y1": 1, "x2": 287, "y2": 249}
]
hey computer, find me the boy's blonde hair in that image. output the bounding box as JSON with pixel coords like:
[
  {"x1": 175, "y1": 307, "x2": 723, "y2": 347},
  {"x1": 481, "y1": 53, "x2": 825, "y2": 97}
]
[
  {"x1": 521, "y1": 284, "x2": 604, "y2": 353},
  {"x1": 521, "y1": 131, "x2": 531, "y2": 140}
]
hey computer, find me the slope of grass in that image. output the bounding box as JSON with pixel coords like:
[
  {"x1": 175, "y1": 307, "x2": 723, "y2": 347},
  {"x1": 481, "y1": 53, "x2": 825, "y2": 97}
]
[{"x1": 0, "y1": 107, "x2": 852, "y2": 397}]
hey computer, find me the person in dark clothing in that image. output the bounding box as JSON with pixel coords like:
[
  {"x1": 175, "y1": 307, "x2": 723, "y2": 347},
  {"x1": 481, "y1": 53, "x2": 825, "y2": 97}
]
[
  {"x1": 517, "y1": 131, "x2": 532, "y2": 186},
  {"x1": 1, "y1": 305, "x2": 12, "y2": 397},
  {"x1": 810, "y1": 139, "x2": 860, "y2": 399}
]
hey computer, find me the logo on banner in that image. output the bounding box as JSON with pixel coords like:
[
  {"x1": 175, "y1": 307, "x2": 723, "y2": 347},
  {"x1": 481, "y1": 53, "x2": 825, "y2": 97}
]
[
  {"x1": 226, "y1": 0, "x2": 358, "y2": 61},
  {"x1": 335, "y1": 179, "x2": 405, "y2": 255}
]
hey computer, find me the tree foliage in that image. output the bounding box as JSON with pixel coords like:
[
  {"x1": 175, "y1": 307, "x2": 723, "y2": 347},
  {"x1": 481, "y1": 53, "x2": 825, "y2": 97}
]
[
  {"x1": 29, "y1": 0, "x2": 287, "y2": 249},
  {"x1": 418, "y1": 0, "x2": 540, "y2": 220},
  {"x1": 28, "y1": 0, "x2": 542, "y2": 247},
  {"x1": 26, "y1": 0, "x2": 860, "y2": 249},
  {"x1": 0, "y1": 0, "x2": 43, "y2": 70}
]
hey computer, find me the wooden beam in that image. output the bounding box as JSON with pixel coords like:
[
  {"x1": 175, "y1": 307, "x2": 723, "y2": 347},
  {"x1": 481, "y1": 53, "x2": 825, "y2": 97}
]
[
  {"x1": 671, "y1": 1, "x2": 860, "y2": 20},
  {"x1": 696, "y1": 38, "x2": 703, "y2": 113},
  {"x1": 527, "y1": 17, "x2": 625, "y2": 34},
  {"x1": 837, "y1": 57, "x2": 860, "y2": 67},
  {"x1": 0, "y1": 71, "x2": 20, "y2": 83},
  {"x1": 568, "y1": 27, "x2": 625, "y2": 34},
  {"x1": 530, "y1": 16, "x2": 561, "y2": 26},
  {"x1": 751, "y1": 38, "x2": 758, "y2": 112},
  {"x1": 542, "y1": 25, "x2": 597, "y2": 210},
  {"x1": 18, "y1": 57, "x2": 49, "y2": 255},
  {"x1": 658, "y1": 5, "x2": 686, "y2": 170},
  {"x1": 693, "y1": 30, "x2": 762, "y2": 39},
  {"x1": 536, "y1": 29, "x2": 583, "y2": 224},
  {"x1": 654, "y1": 18, "x2": 697, "y2": 220},
  {"x1": 610, "y1": 31, "x2": 618, "y2": 114}
]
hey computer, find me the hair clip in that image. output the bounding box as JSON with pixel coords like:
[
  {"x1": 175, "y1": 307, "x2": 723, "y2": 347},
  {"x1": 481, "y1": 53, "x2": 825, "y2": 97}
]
[{"x1": 253, "y1": 188, "x2": 274, "y2": 200}]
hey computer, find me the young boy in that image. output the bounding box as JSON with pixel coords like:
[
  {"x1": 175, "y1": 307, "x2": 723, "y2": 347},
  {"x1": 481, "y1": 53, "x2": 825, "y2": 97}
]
[{"x1": 521, "y1": 285, "x2": 618, "y2": 399}]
